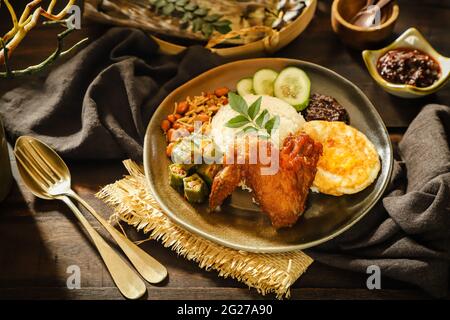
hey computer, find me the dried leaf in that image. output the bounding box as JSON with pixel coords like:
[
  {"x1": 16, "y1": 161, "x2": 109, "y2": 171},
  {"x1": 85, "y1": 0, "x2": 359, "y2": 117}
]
[
  {"x1": 202, "y1": 23, "x2": 213, "y2": 38},
  {"x1": 204, "y1": 14, "x2": 222, "y2": 23},
  {"x1": 192, "y1": 17, "x2": 203, "y2": 32},
  {"x1": 194, "y1": 8, "x2": 208, "y2": 17},
  {"x1": 214, "y1": 24, "x2": 232, "y2": 34},
  {"x1": 162, "y1": 3, "x2": 175, "y2": 16},
  {"x1": 184, "y1": 3, "x2": 198, "y2": 11}
]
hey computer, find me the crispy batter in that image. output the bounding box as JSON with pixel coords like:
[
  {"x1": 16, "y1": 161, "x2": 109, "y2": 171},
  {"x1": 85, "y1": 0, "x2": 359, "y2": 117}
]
[
  {"x1": 209, "y1": 165, "x2": 241, "y2": 209},
  {"x1": 209, "y1": 133, "x2": 322, "y2": 228}
]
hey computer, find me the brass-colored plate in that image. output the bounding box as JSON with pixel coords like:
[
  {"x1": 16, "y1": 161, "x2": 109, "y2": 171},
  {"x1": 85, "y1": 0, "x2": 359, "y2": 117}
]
[{"x1": 143, "y1": 58, "x2": 393, "y2": 253}]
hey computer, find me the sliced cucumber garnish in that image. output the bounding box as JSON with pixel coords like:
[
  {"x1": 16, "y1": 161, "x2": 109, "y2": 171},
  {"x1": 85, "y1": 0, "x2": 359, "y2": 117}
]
[
  {"x1": 274, "y1": 67, "x2": 311, "y2": 111},
  {"x1": 236, "y1": 77, "x2": 254, "y2": 96},
  {"x1": 253, "y1": 69, "x2": 278, "y2": 96}
]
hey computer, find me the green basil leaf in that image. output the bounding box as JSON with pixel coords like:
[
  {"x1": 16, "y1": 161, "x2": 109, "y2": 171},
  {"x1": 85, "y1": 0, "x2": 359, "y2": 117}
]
[
  {"x1": 243, "y1": 126, "x2": 258, "y2": 133},
  {"x1": 258, "y1": 132, "x2": 270, "y2": 140},
  {"x1": 272, "y1": 115, "x2": 280, "y2": 130},
  {"x1": 247, "y1": 97, "x2": 261, "y2": 120},
  {"x1": 225, "y1": 115, "x2": 249, "y2": 128},
  {"x1": 255, "y1": 109, "x2": 270, "y2": 127},
  {"x1": 237, "y1": 126, "x2": 258, "y2": 135},
  {"x1": 228, "y1": 92, "x2": 248, "y2": 116},
  {"x1": 265, "y1": 115, "x2": 280, "y2": 134}
]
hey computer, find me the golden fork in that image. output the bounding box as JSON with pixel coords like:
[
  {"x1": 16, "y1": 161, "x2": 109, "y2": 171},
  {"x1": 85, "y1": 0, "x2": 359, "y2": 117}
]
[{"x1": 14, "y1": 136, "x2": 167, "y2": 298}]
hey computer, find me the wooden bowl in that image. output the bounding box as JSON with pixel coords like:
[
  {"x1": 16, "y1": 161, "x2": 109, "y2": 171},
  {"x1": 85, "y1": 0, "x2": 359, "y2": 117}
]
[
  {"x1": 331, "y1": 0, "x2": 399, "y2": 50},
  {"x1": 84, "y1": 0, "x2": 317, "y2": 58},
  {"x1": 153, "y1": 0, "x2": 317, "y2": 58}
]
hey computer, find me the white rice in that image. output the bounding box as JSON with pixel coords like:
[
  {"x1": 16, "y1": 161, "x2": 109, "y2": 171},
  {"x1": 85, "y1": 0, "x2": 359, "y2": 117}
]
[{"x1": 210, "y1": 95, "x2": 305, "y2": 152}]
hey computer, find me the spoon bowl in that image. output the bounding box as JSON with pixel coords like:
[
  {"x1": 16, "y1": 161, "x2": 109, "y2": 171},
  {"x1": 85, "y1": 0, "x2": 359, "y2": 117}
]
[
  {"x1": 350, "y1": 0, "x2": 376, "y2": 25},
  {"x1": 352, "y1": 0, "x2": 393, "y2": 28},
  {"x1": 15, "y1": 151, "x2": 53, "y2": 201},
  {"x1": 15, "y1": 136, "x2": 71, "y2": 198}
]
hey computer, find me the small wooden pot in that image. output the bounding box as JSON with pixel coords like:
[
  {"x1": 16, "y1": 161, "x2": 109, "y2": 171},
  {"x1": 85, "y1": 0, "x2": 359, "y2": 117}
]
[{"x1": 331, "y1": 0, "x2": 399, "y2": 50}]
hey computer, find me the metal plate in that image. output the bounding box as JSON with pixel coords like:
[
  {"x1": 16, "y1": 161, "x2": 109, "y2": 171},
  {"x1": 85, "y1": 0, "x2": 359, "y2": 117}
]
[{"x1": 144, "y1": 58, "x2": 393, "y2": 253}]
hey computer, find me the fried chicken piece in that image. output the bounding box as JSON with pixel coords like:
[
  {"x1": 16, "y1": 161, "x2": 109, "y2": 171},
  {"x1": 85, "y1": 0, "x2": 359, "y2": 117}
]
[
  {"x1": 209, "y1": 165, "x2": 241, "y2": 209},
  {"x1": 251, "y1": 134, "x2": 323, "y2": 227},
  {"x1": 209, "y1": 133, "x2": 323, "y2": 228}
]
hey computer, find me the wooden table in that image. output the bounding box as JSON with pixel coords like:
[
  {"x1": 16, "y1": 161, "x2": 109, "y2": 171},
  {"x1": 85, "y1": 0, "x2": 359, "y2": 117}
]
[{"x1": 0, "y1": 0, "x2": 448, "y2": 300}]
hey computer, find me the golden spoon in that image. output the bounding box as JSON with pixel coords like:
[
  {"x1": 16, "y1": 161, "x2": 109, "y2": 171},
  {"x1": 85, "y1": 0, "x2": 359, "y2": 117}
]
[{"x1": 14, "y1": 136, "x2": 165, "y2": 298}]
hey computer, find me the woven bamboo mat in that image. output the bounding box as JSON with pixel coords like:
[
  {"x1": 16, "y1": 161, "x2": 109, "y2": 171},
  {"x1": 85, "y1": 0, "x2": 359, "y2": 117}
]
[{"x1": 96, "y1": 160, "x2": 313, "y2": 299}]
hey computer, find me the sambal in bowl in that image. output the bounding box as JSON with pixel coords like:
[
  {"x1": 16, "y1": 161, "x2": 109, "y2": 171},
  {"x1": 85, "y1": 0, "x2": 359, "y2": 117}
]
[{"x1": 362, "y1": 28, "x2": 450, "y2": 98}]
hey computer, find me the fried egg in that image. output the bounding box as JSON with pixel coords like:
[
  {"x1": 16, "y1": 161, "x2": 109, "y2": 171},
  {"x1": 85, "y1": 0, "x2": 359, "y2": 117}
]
[{"x1": 302, "y1": 121, "x2": 380, "y2": 196}]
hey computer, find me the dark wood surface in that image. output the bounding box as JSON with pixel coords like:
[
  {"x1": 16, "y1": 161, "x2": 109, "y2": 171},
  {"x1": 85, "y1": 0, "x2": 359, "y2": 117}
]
[{"x1": 0, "y1": 0, "x2": 448, "y2": 300}]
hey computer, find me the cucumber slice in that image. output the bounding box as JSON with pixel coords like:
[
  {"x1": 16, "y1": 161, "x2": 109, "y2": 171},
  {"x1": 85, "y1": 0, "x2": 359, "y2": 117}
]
[
  {"x1": 274, "y1": 67, "x2": 311, "y2": 111},
  {"x1": 253, "y1": 69, "x2": 278, "y2": 96},
  {"x1": 236, "y1": 77, "x2": 254, "y2": 96}
]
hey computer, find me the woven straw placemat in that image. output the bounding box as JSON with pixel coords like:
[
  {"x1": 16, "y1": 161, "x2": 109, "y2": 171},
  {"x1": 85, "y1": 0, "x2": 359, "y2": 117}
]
[{"x1": 96, "y1": 160, "x2": 313, "y2": 299}]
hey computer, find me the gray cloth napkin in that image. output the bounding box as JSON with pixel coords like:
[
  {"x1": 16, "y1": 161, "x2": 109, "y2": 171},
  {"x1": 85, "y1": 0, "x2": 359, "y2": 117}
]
[
  {"x1": 0, "y1": 27, "x2": 222, "y2": 160},
  {"x1": 1, "y1": 27, "x2": 448, "y2": 298},
  {"x1": 308, "y1": 104, "x2": 450, "y2": 298}
]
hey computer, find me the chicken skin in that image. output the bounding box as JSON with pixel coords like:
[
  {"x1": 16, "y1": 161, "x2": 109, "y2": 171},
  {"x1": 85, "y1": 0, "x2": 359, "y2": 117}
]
[
  {"x1": 208, "y1": 165, "x2": 242, "y2": 209},
  {"x1": 209, "y1": 133, "x2": 323, "y2": 228}
]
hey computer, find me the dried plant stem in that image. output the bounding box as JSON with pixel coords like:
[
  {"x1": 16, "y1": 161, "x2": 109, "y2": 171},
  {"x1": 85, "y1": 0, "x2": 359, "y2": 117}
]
[
  {"x1": 0, "y1": 28, "x2": 88, "y2": 78},
  {"x1": 2, "y1": 0, "x2": 19, "y2": 44},
  {"x1": 0, "y1": 0, "x2": 88, "y2": 78},
  {"x1": 0, "y1": 0, "x2": 77, "y2": 65},
  {"x1": 0, "y1": 39, "x2": 12, "y2": 78}
]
